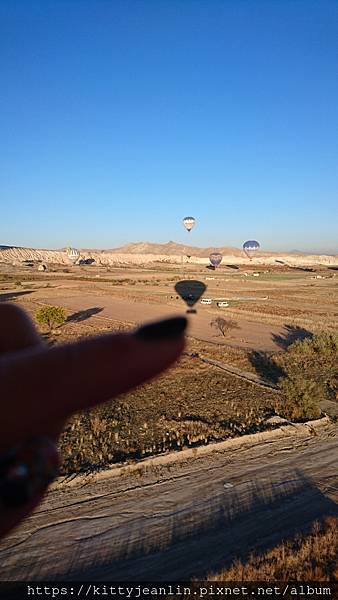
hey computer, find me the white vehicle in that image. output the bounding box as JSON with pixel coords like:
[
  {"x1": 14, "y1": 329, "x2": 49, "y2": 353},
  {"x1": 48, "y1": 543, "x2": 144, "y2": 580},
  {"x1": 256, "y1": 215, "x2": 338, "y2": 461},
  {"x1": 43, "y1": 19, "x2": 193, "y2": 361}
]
[
  {"x1": 217, "y1": 301, "x2": 229, "y2": 308},
  {"x1": 201, "y1": 298, "x2": 212, "y2": 305}
]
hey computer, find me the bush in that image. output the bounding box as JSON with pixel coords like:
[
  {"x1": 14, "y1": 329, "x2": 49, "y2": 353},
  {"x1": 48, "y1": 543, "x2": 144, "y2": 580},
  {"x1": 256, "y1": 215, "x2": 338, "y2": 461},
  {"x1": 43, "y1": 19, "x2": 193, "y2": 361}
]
[
  {"x1": 35, "y1": 305, "x2": 66, "y2": 331},
  {"x1": 277, "y1": 376, "x2": 323, "y2": 420},
  {"x1": 276, "y1": 333, "x2": 338, "y2": 420}
]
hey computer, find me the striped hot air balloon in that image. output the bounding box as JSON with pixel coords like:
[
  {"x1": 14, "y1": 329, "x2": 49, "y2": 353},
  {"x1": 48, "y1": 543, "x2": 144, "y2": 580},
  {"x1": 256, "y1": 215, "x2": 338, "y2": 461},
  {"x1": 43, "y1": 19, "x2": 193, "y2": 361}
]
[
  {"x1": 209, "y1": 252, "x2": 223, "y2": 268},
  {"x1": 243, "y1": 240, "x2": 260, "y2": 260}
]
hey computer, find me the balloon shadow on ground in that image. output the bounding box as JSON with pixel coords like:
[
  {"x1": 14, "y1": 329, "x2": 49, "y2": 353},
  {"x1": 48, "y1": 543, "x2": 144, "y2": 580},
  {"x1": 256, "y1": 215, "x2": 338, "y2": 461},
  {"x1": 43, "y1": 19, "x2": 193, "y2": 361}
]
[
  {"x1": 66, "y1": 307, "x2": 104, "y2": 323},
  {"x1": 0, "y1": 290, "x2": 34, "y2": 302},
  {"x1": 248, "y1": 350, "x2": 285, "y2": 385},
  {"x1": 225, "y1": 264, "x2": 240, "y2": 270},
  {"x1": 175, "y1": 280, "x2": 206, "y2": 314},
  {"x1": 272, "y1": 324, "x2": 313, "y2": 350},
  {"x1": 248, "y1": 324, "x2": 313, "y2": 384},
  {"x1": 59, "y1": 470, "x2": 338, "y2": 582},
  {"x1": 294, "y1": 267, "x2": 316, "y2": 272},
  {"x1": 275, "y1": 260, "x2": 316, "y2": 273},
  {"x1": 288, "y1": 265, "x2": 315, "y2": 272}
]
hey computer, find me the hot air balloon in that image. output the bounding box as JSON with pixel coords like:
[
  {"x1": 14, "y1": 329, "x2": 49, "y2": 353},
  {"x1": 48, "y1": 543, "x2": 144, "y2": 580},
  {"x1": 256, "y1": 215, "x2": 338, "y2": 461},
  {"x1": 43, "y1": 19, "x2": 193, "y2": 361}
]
[
  {"x1": 182, "y1": 217, "x2": 196, "y2": 232},
  {"x1": 209, "y1": 252, "x2": 223, "y2": 268},
  {"x1": 66, "y1": 247, "x2": 80, "y2": 263},
  {"x1": 243, "y1": 240, "x2": 260, "y2": 260}
]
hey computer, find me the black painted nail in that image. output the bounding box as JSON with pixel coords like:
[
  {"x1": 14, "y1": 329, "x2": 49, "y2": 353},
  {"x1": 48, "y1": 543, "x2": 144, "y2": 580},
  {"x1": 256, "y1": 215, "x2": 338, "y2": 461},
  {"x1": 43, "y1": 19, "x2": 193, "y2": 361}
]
[
  {"x1": 0, "y1": 438, "x2": 59, "y2": 508},
  {"x1": 134, "y1": 316, "x2": 187, "y2": 341}
]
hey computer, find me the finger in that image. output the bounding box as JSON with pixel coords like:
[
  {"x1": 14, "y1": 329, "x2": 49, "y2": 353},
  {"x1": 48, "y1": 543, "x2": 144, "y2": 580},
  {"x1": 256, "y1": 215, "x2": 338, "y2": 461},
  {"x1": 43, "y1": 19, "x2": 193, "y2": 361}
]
[
  {"x1": 0, "y1": 303, "x2": 64, "y2": 442},
  {"x1": 0, "y1": 303, "x2": 42, "y2": 353},
  {"x1": 0, "y1": 316, "x2": 187, "y2": 452},
  {"x1": 0, "y1": 437, "x2": 59, "y2": 539}
]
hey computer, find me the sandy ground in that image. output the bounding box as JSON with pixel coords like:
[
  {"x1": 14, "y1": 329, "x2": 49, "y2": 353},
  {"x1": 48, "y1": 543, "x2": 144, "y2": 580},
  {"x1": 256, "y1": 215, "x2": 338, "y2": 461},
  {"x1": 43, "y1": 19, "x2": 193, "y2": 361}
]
[
  {"x1": 31, "y1": 291, "x2": 286, "y2": 351},
  {"x1": 1, "y1": 419, "x2": 337, "y2": 581},
  {"x1": 3, "y1": 260, "x2": 337, "y2": 351}
]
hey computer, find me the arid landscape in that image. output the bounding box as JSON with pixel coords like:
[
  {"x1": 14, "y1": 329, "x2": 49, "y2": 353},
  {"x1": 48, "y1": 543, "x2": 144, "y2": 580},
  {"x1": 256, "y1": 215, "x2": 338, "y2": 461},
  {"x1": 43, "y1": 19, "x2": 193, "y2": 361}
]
[{"x1": 0, "y1": 244, "x2": 337, "y2": 581}]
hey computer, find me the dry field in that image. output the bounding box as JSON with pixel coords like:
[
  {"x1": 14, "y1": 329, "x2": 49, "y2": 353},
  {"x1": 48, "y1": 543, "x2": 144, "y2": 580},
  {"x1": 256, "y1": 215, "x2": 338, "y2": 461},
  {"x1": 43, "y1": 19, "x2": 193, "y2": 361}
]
[
  {"x1": 0, "y1": 262, "x2": 337, "y2": 475},
  {"x1": 60, "y1": 357, "x2": 280, "y2": 474},
  {"x1": 0, "y1": 259, "x2": 337, "y2": 581},
  {"x1": 1, "y1": 260, "x2": 337, "y2": 343}
]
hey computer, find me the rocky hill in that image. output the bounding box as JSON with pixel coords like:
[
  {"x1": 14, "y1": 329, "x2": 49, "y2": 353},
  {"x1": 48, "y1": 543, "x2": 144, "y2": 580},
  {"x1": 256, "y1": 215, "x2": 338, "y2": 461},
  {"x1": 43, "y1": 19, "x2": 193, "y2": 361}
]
[
  {"x1": 0, "y1": 243, "x2": 337, "y2": 267},
  {"x1": 105, "y1": 241, "x2": 244, "y2": 257}
]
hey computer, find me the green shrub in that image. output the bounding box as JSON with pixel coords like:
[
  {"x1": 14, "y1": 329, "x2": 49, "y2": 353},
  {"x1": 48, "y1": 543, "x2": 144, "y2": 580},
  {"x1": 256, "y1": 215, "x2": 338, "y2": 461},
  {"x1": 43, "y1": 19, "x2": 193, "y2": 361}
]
[
  {"x1": 277, "y1": 376, "x2": 323, "y2": 420},
  {"x1": 35, "y1": 305, "x2": 66, "y2": 331},
  {"x1": 277, "y1": 333, "x2": 338, "y2": 420},
  {"x1": 290, "y1": 332, "x2": 338, "y2": 359}
]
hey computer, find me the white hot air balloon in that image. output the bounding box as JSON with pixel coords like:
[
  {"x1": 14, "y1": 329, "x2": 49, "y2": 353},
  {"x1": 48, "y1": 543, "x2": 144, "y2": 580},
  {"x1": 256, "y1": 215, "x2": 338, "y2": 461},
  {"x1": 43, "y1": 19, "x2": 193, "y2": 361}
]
[
  {"x1": 182, "y1": 216, "x2": 196, "y2": 232},
  {"x1": 66, "y1": 247, "x2": 80, "y2": 263}
]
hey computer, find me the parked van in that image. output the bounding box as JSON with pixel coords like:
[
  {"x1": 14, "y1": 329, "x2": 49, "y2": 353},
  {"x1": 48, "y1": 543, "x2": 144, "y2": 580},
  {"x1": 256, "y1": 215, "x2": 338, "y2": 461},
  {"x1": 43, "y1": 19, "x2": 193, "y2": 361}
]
[
  {"x1": 201, "y1": 298, "x2": 212, "y2": 305},
  {"x1": 217, "y1": 301, "x2": 229, "y2": 308}
]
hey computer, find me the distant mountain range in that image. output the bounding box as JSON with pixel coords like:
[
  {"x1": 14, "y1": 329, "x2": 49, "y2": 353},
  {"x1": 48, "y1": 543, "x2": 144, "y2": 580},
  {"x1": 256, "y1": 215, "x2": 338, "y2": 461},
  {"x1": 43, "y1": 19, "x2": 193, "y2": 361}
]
[
  {"x1": 105, "y1": 241, "x2": 244, "y2": 257},
  {"x1": 0, "y1": 242, "x2": 337, "y2": 267},
  {"x1": 90, "y1": 241, "x2": 338, "y2": 258},
  {"x1": 1, "y1": 242, "x2": 337, "y2": 257}
]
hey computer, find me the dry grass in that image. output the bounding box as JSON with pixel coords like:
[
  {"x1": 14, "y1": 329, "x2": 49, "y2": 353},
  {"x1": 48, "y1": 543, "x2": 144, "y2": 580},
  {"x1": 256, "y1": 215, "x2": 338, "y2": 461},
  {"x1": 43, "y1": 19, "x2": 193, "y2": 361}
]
[
  {"x1": 5, "y1": 293, "x2": 336, "y2": 475},
  {"x1": 186, "y1": 338, "x2": 258, "y2": 372},
  {"x1": 210, "y1": 517, "x2": 338, "y2": 581},
  {"x1": 25, "y1": 305, "x2": 334, "y2": 475},
  {"x1": 58, "y1": 357, "x2": 280, "y2": 474}
]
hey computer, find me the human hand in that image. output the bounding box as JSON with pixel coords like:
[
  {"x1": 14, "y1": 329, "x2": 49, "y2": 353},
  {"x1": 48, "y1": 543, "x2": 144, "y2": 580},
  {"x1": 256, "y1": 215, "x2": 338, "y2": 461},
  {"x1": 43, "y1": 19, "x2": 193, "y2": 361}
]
[{"x1": 0, "y1": 303, "x2": 186, "y2": 538}]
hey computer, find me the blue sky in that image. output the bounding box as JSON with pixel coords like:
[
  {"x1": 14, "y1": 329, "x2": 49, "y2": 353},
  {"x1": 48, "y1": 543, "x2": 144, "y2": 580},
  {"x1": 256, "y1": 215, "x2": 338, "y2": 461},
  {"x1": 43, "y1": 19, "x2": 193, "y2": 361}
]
[{"x1": 1, "y1": 0, "x2": 337, "y2": 252}]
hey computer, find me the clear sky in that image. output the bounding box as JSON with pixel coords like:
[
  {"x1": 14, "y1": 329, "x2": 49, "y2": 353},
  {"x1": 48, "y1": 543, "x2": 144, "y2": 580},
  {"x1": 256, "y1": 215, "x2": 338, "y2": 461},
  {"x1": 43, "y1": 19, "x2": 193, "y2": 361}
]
[{"x1": 1, "y1": 0, "x2": 337, "y2": 253}]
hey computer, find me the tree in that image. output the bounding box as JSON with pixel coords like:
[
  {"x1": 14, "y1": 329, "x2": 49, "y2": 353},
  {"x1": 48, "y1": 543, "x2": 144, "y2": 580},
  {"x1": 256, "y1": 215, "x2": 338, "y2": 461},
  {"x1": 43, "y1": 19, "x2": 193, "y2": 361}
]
[
  {"x1": 210, "y1": 317, "x2": 239, "y2": 337},
  {"x1": 35, "y1": 305, "x2": 66, "y2": 332}
]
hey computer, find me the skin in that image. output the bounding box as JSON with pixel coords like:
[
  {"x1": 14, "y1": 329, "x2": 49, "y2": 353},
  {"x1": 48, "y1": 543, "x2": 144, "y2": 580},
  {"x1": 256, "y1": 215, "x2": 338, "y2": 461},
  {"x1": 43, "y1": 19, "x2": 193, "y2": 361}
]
[{"x1": 0, "y1": 303, "x2": 185, "y2": 538}]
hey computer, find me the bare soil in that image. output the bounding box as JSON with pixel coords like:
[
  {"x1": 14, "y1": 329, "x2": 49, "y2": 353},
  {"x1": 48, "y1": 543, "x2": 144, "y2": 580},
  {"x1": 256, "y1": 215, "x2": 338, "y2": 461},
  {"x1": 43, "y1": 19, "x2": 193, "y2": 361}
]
[
  {"x1": 1, "y1": 262, "x2": 337, "y2": 350},
  {"x1": 0, "y1": 419, "x2": 337, "y2": 580}
]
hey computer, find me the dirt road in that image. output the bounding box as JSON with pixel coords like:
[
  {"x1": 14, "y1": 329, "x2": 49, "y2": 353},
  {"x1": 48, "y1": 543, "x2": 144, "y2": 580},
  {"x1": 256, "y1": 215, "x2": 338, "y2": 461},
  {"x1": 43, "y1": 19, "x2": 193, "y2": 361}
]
[
  {"x1": 1, "y1": 421, "x2": 337, "y2": 581},
  {"x1": 34, "y1": 291, "x2": 285, "y2": 351}
]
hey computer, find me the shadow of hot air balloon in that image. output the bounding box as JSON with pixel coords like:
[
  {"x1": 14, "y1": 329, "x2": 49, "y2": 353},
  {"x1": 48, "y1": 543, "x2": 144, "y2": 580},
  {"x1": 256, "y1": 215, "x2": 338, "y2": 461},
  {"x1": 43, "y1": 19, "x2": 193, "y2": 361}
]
[{"x1": 175, "y1": 280, "x2": 206, "y2": 313}]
